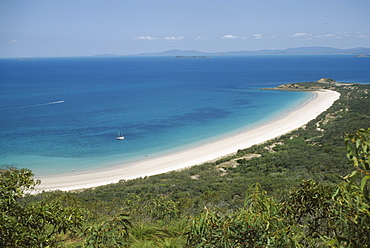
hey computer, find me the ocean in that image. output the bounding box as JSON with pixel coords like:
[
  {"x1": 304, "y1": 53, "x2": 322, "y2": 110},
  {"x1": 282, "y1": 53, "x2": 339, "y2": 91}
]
[{"x1": 1, "y1": 55, "x2": 369, "y2": 176}]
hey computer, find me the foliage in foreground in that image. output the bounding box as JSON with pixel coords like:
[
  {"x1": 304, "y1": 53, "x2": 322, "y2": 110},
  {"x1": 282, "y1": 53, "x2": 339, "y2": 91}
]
[
  {"x1": 0, "y1": 169, "x2": 84, "y2": 247},
  {"x1": 187, "y1": 128, "x2": 370, "y2": 247}
]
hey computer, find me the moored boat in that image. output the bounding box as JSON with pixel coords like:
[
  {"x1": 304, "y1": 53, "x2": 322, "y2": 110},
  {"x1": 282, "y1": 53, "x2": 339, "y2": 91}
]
[{"x1": 116, "y1": 132, "x2": 125, "y2": 140}]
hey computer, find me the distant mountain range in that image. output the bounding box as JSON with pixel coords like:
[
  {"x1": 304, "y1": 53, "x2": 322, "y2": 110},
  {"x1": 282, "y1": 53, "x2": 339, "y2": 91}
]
[{"x1": 130, "y1": 46, "x2": 370, "y2": 56}]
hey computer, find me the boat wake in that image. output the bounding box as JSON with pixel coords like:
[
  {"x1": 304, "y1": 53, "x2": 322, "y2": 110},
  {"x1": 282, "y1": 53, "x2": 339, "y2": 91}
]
[{"x1": 0, "y1": 100, "x2": 64, "y2": 110}]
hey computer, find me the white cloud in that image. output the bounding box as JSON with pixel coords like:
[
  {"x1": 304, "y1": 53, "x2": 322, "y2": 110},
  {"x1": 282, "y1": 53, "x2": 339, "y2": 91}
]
[
  {"x1": 164, "y1": 36, "x2": 184, "y2": 41},
  {"x1": 315, "y1": 33, "x2": 337, "y2": 39},
  {"x1": 291, "y1": 33, "x2": 313, "y2": 40},
  {"x1": 341, "y1": 32, "x2": 353, "y2": 37},
  {"x1": 353, "y1": 33, "x2": 370, "y2": 38},
  {"x1": 221, "y1": 34, "x2": 238, "y2": 39},
  {"x1": 292, "y1": 33, "x2": 312, "y2": 37},
  {"x1": 253, "y1": 34, "x2": 263, "y2": 39},
  {"x1": 315, "y1": 32, "x2": 369, "y2": 39},
  {"x1": 135, "y1": 36, "x2": 157, "y2": 40},
  {"x1": 11, "y1": 40, "x2": 18, "y2": 43},
  {"x1": 196, "y1": 36, "x2": 207, "y2": 40},
  {"x1": 338, "y1": 32, "x2": 369, "y2": 38}
]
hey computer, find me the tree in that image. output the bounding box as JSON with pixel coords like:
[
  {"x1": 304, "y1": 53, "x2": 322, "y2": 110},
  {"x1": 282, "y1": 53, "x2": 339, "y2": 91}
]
[
  {"x1": 0, "y1": 168, "x2": 83, "y2": 247},
  {"x1": 186, "y1": 184, "x2": 302, "y2": 247},
  {"x1": 81, "y1": 213, "x2": 131, "y2": 248}
]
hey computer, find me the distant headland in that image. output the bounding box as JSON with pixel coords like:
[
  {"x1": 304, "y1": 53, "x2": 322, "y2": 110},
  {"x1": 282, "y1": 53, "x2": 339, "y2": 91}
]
[{"x1": 262, "y1": 78, "x2": 356, "y2": 91}]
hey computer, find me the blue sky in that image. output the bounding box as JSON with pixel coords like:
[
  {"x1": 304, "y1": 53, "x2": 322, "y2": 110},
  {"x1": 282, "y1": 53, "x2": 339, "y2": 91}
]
[{"x1": 1, "y1": 0, "x2": 369, "y2": 57}]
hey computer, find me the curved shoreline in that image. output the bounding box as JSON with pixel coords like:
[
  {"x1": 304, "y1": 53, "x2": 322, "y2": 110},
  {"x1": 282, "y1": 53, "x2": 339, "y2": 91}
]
[{"x1": 35, "y1": 90, "x2": 340, "y2": 192}]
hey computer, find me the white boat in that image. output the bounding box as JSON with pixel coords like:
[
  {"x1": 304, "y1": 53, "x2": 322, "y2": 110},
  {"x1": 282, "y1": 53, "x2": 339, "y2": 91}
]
[{"x1": 116, "y1": 132, "x2": 125, "y2": 140}]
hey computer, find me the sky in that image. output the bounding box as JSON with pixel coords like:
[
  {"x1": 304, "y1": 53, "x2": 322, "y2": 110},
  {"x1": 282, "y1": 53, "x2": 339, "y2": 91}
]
[{"x1": 1, "y1": 0, "x2": 370, "y2": 57}]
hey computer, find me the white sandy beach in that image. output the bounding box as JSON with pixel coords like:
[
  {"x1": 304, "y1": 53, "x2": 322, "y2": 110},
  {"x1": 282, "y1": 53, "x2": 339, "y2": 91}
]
[{"x1": 35, "y1": 90, "x2": 340, "y2": 192}]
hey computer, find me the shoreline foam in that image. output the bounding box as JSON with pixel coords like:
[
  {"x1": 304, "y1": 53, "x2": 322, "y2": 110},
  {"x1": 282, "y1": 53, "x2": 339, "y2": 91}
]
[{"x1": 34, "y1": 90, "x2": 340, "y2": 192}]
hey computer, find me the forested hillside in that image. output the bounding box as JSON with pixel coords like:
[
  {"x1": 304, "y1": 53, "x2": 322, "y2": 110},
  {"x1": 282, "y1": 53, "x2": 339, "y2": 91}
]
[{"x1": 1, "y1": 82, "x2": 369, "y2": 247}]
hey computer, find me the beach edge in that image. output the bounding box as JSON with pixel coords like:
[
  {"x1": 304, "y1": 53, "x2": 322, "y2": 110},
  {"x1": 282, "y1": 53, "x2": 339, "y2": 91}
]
[{"x1": 34, "y1": 89, "x2": 340, "y2": 192}]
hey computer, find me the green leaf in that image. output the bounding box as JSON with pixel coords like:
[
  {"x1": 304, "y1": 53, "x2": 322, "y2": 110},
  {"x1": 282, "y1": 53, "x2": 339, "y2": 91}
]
[
  {"x1": 348, "y1": 170, "x2": 361, "y2": 185},
  {"x1": 356, "y1": 138, "x2": 361, "y2": 148},
  {"x1": 343, "y1": 170, "x2": 358, "y2": 180},
  {"x1": 360, "y1": 176, "x2": 370, "y2": 193},
  {"x1": 326, "y1": 238, "x2": 340, "y2": 246},
  {"x1": 353, "y1": 157, "x2": 359, "y2": 167}
]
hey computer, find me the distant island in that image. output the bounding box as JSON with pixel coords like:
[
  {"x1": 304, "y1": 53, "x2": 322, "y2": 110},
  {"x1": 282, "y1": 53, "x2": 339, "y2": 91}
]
[
  {"x1": 130, "y1": 46, "x2": 370, "y2": 57},
  {"x1": 173, "y1": 56, "x2": 211, "y2": 59}
]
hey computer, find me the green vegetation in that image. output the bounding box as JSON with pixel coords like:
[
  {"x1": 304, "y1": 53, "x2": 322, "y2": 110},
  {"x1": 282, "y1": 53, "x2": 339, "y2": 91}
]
[
  {"x1": 1, "y1": 82, "x2": 369, "y2": 247},
  {"x1": 0, "y1": 169, "x2": 84, "y2": 247}
]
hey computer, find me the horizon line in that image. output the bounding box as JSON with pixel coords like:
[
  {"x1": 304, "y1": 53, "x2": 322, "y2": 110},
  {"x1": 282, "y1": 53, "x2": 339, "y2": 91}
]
[{"x1": 1, "y1": 46, "x2": 370, "y2": 59}]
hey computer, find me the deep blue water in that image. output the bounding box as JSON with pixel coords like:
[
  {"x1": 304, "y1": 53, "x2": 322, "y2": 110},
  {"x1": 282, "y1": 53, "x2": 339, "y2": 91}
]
[{"x1": 1, "y1": 55, "x2": 369, "y2": 176}]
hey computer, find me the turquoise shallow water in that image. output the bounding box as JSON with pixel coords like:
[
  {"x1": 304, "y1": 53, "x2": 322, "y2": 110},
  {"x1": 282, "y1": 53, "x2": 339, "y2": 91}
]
[{"x1": 1, "y1": 55, "x2": 369, "y2": 176}]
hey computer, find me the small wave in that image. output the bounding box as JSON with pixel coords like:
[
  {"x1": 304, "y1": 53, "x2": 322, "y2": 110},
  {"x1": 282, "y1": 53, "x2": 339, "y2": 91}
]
[{"x1": 0, "y1": 100, "x2": 64, "y2": 110}]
